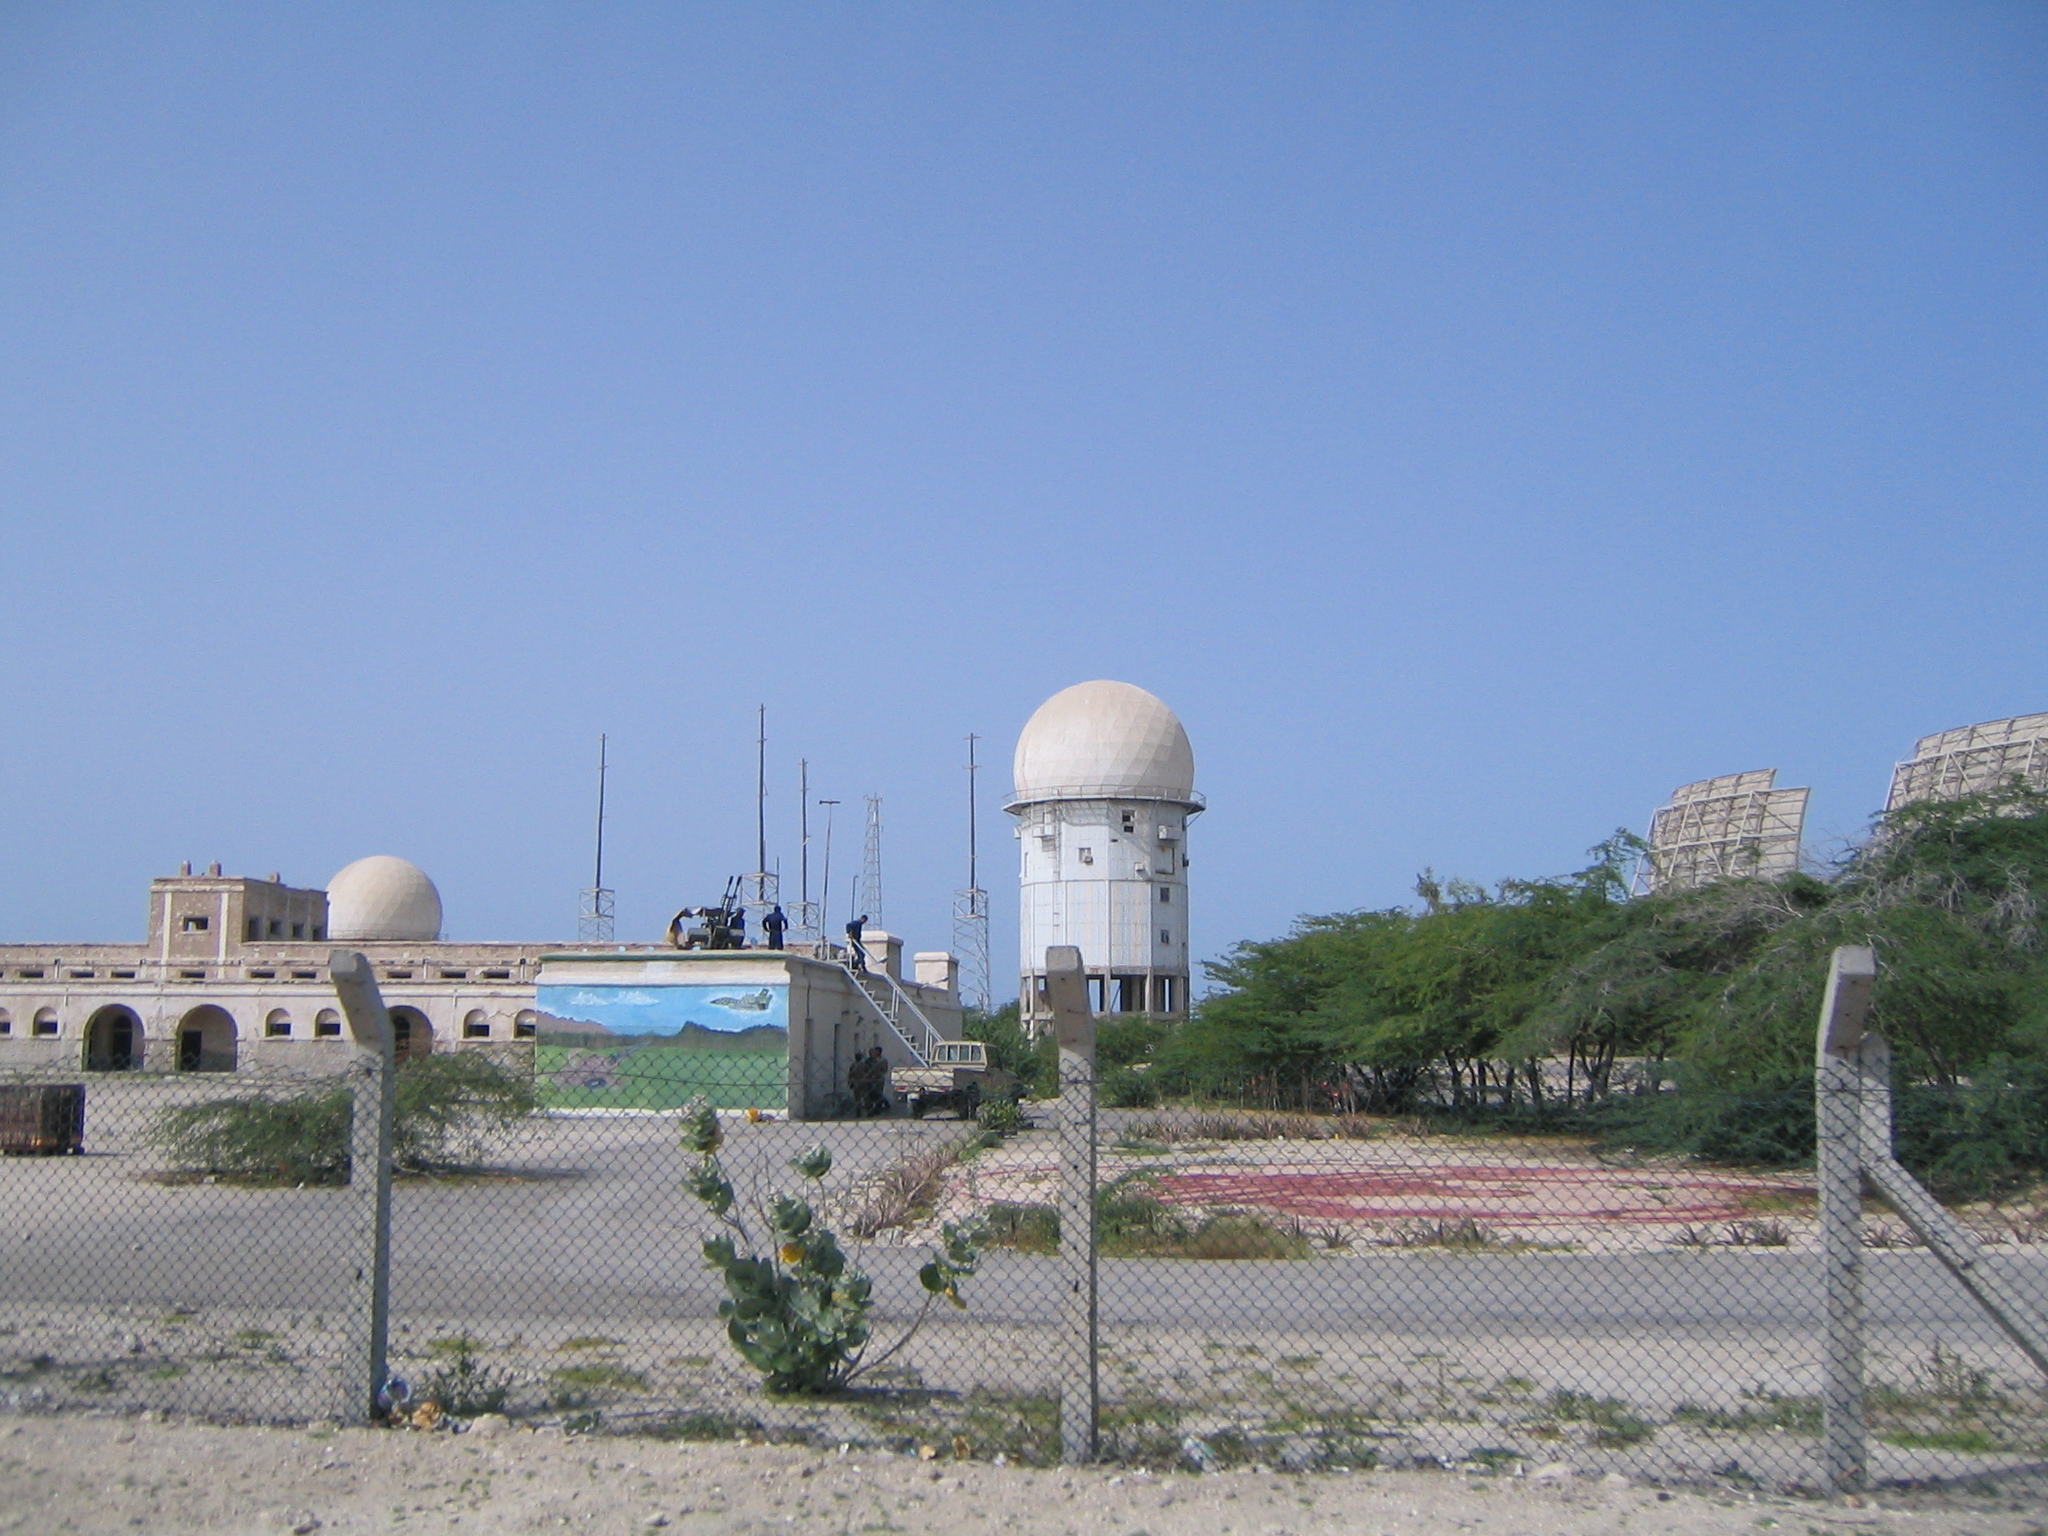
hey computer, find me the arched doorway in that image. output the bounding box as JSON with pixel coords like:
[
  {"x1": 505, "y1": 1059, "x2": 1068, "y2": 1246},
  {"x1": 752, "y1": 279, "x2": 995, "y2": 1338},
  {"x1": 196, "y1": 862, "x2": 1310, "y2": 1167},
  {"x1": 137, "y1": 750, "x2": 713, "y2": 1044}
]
[
  {"x1": 175, "y1": 1005, "x2": 238, "y2": 1073},
  {"x1": 389, "y1": 1007, "x2": 432, "y2": 1063},
  {"x1": 84, "y1": 1006, "x2": 143, "y2": 1071}
]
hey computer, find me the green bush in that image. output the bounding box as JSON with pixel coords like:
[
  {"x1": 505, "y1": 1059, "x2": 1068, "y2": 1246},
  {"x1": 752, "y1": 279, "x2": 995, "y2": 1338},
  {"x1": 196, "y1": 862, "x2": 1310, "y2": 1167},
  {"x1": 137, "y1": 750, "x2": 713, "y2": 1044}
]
[
  {"x1": 1101, "y1": 1064, "x2": 1160, "y2": 1109},
  {"x1": 963, "y1": 1003, "x2": 1056, "y2": 1099},
  {"x1": 679, "y1": 1102, "x2": 984, "y2": 1394},
  {"x1": 146, "y1": 1051, "x2": 536, "y2": 1184},
  {"x1": 974, "y1": 1097, "x2": 1025, "y2": 1136},
  {"x1": 147, "y1": 1088, "x2": 354, "y2": 1185}
]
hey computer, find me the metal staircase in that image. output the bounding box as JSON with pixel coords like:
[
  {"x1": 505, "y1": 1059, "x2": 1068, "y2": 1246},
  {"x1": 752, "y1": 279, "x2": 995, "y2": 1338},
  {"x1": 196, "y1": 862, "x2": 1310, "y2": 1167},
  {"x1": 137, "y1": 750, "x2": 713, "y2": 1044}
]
[{"x1": 842, "y1": 964, "x2": 986, "y2": 1071}]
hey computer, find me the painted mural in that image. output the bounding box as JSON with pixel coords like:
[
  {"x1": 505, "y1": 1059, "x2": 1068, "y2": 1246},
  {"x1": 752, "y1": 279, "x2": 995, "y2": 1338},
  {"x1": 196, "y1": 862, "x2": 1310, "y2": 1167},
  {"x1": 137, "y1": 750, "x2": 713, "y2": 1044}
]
[{"x1": 534, "y1": 980, "x2": 789, "y2": 1110}]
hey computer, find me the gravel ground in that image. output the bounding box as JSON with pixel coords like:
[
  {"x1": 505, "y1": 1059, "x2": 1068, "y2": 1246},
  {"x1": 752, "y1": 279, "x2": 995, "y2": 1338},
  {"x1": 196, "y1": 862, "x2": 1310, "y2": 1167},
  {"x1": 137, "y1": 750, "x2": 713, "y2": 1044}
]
[{"x1": 1, "y1": 1413, "x2": 2044, "y2": 1536}]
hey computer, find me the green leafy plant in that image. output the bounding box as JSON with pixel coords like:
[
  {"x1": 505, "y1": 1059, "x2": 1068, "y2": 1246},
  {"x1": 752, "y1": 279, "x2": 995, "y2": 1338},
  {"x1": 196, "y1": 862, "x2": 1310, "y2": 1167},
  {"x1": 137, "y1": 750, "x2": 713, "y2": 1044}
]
[{"x1": 679, "y1": 1101, "x2": 984, "y2": 1394}]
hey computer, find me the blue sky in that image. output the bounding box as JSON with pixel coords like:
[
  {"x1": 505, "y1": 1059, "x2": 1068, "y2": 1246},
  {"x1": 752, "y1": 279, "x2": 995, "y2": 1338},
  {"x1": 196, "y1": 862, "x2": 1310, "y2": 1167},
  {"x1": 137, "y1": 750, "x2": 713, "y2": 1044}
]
[{"x1": 2, "y1": 4, "x2": 2043, "y2": 995}]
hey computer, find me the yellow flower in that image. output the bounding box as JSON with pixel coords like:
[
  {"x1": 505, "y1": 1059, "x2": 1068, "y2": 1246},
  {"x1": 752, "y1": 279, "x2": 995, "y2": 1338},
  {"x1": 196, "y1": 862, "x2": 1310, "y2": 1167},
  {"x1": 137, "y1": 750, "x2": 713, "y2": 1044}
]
[
  {"x1": 745, "y1": 1107, "x2": 762, "y2": 1123},
  {"x1": 779, "y1": 1242, "x2": 806, "y2": 1264}
]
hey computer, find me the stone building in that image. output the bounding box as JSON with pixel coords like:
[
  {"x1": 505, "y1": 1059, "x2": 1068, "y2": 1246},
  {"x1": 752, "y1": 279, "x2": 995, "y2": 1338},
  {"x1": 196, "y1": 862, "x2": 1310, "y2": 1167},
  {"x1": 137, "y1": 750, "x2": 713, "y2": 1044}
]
[
  {"x1": 0, "y1": 854, "x2": 966, "y2": 1084},
  {"x1": 0, "y1": 857, "x2": 541, "y2": 1074}
]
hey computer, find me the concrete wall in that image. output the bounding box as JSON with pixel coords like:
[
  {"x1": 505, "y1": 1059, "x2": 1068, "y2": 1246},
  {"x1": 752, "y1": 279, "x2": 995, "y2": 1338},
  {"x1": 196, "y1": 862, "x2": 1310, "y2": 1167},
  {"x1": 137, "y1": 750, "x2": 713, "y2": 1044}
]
[{"x1": 1012, "y1": 795, "x2": 1190, "y2": 1027}]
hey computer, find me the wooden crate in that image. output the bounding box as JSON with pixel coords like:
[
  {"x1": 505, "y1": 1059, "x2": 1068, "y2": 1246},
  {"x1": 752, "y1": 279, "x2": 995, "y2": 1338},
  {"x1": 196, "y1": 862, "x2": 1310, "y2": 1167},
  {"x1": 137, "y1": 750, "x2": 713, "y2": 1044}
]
[{"x1": 0, "y1": 1084, "x2": 86, "y2": 1154}]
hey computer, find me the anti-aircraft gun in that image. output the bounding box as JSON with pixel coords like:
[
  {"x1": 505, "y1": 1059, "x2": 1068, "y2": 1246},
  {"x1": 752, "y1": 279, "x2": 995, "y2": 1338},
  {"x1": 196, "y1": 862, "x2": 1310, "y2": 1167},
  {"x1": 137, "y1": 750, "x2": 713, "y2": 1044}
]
[{"x1": 667, "y1": 876, "x2": 749, "y2": 950}]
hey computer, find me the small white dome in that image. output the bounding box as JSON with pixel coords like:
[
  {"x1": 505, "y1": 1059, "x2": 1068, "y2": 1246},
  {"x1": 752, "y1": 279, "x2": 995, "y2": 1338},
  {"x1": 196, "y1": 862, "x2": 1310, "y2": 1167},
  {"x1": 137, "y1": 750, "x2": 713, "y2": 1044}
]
[
  {"x1": 1012, "y1": 680, "x2": 1197, "y2": 805},
  {"x1": 327, "y1": 856, "x2": 443, "y2": 942}
]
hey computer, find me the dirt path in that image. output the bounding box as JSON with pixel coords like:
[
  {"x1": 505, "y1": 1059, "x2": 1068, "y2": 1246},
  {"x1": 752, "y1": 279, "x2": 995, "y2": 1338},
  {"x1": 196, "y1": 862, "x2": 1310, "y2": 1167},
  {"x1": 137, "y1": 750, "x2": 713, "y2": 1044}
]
[{"x1": 1, "y1": 1413, "x2": 2041, "y2": 1536}]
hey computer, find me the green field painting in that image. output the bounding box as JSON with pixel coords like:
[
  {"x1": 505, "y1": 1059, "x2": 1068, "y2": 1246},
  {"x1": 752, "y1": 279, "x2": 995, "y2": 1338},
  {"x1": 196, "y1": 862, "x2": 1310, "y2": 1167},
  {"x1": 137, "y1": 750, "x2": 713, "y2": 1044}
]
[{"x1": 535, "y1": 1044, "x2": 788, "y2": 1110}]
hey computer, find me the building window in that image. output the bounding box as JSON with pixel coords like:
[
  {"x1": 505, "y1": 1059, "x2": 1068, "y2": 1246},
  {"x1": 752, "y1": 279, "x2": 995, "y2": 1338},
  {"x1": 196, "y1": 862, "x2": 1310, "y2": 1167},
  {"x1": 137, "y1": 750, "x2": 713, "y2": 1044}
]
[
  {"x1": 1120, "y1": 812, "x2": 1135, "y2": 833},
  {"x1": 1153, "y1": 976, "x2": 1177, "y2": 1013},
  {"x1": 384, "y1": 969, "x2": 413, "y2": 980},
  {"x1": 265, "y1": 1010, "x2": 292, "y2": 1038},
  {"x1": 0, "y1": 1010, "x2": 10, "y2": 1036},
  {"x1": 181, "y1": 915, "x2": 209, "y2": 933},
  {"x1": 463, "y1": 1010, "x2": 491, "y2": 1039},
  {"x1": 314, "y1": 1009, "x2": 342, "y2": 1039},
  {"x1": 33, "y1": 1009, "x2": 58, "y2": 1037},
  {"x1": 247, "y1": 969, "x2": 276, "y2": 979},
  {"x1": 179, "y1": 969, "x2": 205, "y2": 979},
  {"x1": 481, "y1": 968, "x2": 511, "y2": 980},
  {"x1": 440, "y1": 969, "x2": 468, "y2": 981},
  {"x1": 112, "y1": 969, "x2": 136, "y2": 979},
  {"x1": 17, "y1": 968, "x2": 43, "y2": 979},
  {"x1": 1078, "y1": 847, "x2": 1094, "y2": 865},
  {"x1": 246, "y1": 918, "x2": 262, "y2": 941},
  {"x1": 514, "y1": 1011, "x2": 538, "y2": 1039},
  {"x1": 1161, "y1": 929, "x2": 1172, "y2": 945},
  {"x1": 312, "y1": 925, "x2": 325, "y2": 940},
  {"x1": 1158, "y1": 886, "x2": 1171, "y2": 903},
  {"x1": 268, "y1": 920, "x2": 282, "y2": 939},
  {"x1": 290, "y1": 923, "x2": 304, "y2": 939},
  {"x1": 291, "y1": 970, "x2": 316, "y2": 980}
]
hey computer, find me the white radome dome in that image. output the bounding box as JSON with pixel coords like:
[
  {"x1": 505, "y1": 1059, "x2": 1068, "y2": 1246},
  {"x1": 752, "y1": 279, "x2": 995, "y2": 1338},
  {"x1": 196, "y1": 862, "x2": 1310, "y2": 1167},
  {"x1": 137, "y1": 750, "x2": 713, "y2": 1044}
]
[
  {"x1": 327, "y1": 856, "x2": 443, "y2": 942},
  {"x1": 1012, "y1": 680, "x2": 1197, "y2": 805}
]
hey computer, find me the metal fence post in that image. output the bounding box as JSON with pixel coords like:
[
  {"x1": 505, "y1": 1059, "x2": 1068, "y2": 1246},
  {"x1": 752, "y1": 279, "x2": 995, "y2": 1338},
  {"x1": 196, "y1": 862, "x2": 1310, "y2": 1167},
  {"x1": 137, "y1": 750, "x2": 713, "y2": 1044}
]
[
  {"x1": 330, "y1": 950, "x2": 396, "y2": 1425},
  {"x1": 1815, "y1": 944, "x2": 1876, "y2": 1495},
  {"x1": 1045, "y1": 946, "x2": 1098, "y2": 1465}
]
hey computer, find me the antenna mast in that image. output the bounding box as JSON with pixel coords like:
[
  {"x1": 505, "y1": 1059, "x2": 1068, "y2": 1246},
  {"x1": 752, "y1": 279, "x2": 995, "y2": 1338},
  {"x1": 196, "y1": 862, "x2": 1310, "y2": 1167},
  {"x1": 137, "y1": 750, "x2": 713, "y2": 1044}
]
[
  {"x1": 741, "y1": 705, "x2": 779, "y2": 935},
  {"x1": 817, "y1": 799, "x2": 839, "y2": 952},
  {"x1": 952, "y1": 733, "x2": 991, "y2": 1012},
  {"x1": 796, "y1": 760, "x2": 823, "y2": 949},
  {"x1": 578, "y1": 733, "x2": 616, "y2": 943},
  {"x1": 859, "y1": 794, "x2": 883, "y2": 930}
]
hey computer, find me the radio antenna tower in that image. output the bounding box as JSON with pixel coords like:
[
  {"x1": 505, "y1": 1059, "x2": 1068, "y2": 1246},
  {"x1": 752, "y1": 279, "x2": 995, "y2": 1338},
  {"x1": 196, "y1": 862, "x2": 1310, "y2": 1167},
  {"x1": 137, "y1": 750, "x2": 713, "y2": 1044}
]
[
  {"x1": 578, "y1": 734, "x2": 616, "y2": 943},
  {"x1": 858, "y1": 794, "x2": 883, "y2": 930},
  {"x1": 795, "y1": 759, "x2": 822, "y2": 947},
  {"x1": 817, "y1": 799, "x2": 840, "y2": 951},
  {"x1": 952, "y1": 734, "x2": 991, "y2": 1012},
  {"x1": 741, "y1": 705, "x2": 780, "y2": 932}
]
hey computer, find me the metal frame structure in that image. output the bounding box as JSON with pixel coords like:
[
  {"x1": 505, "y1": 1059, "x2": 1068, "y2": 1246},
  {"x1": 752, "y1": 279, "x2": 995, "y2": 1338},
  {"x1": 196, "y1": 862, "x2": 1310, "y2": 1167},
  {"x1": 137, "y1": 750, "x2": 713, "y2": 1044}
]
[
  {"x1": 952, "y1": 734, "x2": 992, "y2": 1015},
  {"x1": 1886, "y1": 711, "x2": 2048, "y2": 812},
  {"x1": 1634, "y1": 768, "x2": 1809, "y2": 895}
]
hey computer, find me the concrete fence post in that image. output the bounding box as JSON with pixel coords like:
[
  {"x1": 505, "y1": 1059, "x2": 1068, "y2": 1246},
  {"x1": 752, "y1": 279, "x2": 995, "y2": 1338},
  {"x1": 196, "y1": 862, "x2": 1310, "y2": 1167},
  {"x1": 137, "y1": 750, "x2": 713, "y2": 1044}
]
[
  {"x1": 1045, "y1": 946, "x2": 1099, "y2": 1465},
  {"x1": 330, "y1": 950, "x2": 396, "y2": 1426},
  {"x1": 1815, "y1": 944, "x2": 1876, "y2": 1495}
]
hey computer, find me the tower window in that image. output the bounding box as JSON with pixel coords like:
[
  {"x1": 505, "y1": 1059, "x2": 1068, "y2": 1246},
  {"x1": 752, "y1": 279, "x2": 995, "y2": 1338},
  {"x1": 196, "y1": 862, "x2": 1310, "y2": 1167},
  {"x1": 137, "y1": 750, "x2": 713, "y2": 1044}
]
[
  {"x1": 1158, "y1": 886, "x2": 1171, "y2": 903},
  {"x1": 181, "y1": 915, "x2": 209, "y2": 933},
  {"x1": 268, "y1": 920, "x2": 283, "y2": 938},
  {"x1": 1078, "y1": 848, "x2": 1094, "y2": 865},
  {"x1": 1161, "y1": 929, "x2": 1172, "y2": 945},
  {"x1": 246, "y1": 918, "x2": 262, "y2": 941}
]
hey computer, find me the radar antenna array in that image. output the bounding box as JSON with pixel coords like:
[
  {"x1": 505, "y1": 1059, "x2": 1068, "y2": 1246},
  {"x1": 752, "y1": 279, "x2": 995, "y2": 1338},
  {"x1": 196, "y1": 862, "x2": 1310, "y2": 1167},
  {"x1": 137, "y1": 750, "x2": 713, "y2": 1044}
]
[{"x1": 1635, "y1": 768, "x2": 1809, "y2": 895}]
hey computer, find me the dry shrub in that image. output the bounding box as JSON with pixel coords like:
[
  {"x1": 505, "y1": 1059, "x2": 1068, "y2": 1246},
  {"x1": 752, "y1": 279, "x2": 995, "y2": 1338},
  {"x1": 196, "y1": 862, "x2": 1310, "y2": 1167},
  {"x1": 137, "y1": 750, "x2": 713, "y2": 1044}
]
[
  {"x1": 1124, "y1": 1109, "x2": 1378, "y2": 1144},
  {"x1": 838, "y1": 1137, "x2": 968, "y2": 1239}
]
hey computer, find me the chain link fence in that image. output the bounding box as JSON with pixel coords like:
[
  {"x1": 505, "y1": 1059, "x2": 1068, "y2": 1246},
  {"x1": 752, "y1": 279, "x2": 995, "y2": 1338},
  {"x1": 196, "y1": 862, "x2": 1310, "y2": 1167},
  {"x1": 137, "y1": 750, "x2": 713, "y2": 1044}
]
[{"x1": 3, "y1": 998, "x2": 2043, "y2": 1497}]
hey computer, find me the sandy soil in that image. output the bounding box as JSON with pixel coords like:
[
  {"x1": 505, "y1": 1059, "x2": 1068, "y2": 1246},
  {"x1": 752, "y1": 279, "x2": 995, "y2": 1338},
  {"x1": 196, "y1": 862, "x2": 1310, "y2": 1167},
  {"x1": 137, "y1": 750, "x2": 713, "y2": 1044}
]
[{"x1": 1, "y1": 1413, "x2": 2043, "y2": 1536}]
